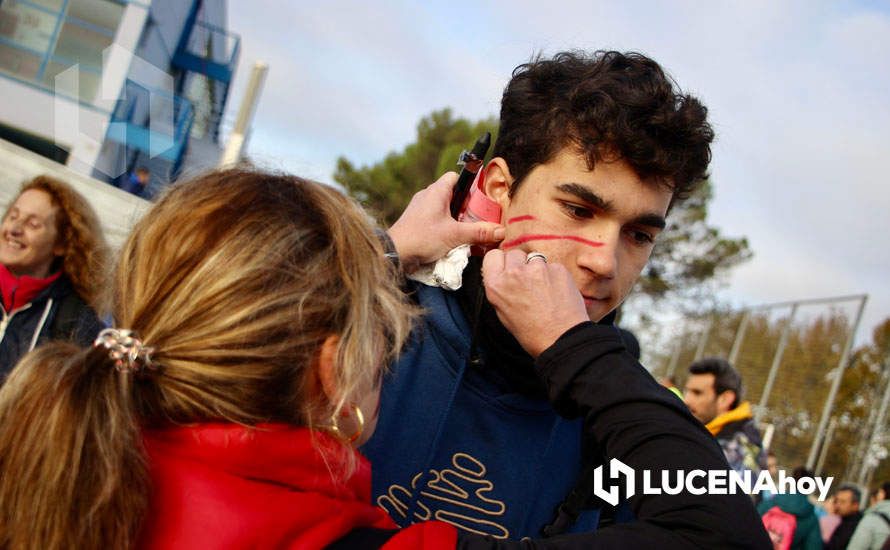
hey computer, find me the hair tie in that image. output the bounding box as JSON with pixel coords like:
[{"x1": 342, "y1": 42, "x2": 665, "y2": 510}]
[{"x1": 93, "y1": 328, "x2": 156, "y2": 373}]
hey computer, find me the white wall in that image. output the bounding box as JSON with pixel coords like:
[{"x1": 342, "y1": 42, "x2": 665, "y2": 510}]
[
  {"x1": 0, "y1": 75, "x2": 111, "y2": 169},
  {"x1": 0, "y1": 2, "x2": 151, "y2": 180},
  {"x1": 0, "y1": 138, "x2": 148, "y2": 250}
]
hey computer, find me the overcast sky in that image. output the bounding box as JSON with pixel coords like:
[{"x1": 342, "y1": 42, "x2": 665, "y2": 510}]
[{"x1": 223, "y1": 1, "x2": 890, "y2": 346}]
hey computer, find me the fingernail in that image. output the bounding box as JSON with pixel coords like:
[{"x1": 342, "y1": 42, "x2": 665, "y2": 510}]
[{"x1": 493, "y1": 227, "x2": 506, "y2": 241}]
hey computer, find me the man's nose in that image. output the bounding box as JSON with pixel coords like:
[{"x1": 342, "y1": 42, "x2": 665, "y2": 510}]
[{"x1": 577, "y1": 229, "x2": 618, "y2": 279}]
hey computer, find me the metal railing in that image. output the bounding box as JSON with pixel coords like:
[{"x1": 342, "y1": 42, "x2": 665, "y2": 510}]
[{"x1": 172, "y1": 17, "x2": 240, "y2": 84}]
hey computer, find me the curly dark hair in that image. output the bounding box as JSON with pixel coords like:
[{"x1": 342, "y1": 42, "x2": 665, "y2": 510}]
[{"x1": 493, "y1": 50, "x2": 714, "y2": 205}]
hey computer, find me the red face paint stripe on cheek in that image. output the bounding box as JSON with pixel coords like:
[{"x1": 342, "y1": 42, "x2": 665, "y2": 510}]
[
  {"x1": 506, "y1": 215, "x2": 536, "y2": 224},
  {"x1": 501, "y1": 234, "x2": 605, "y2": 249}
]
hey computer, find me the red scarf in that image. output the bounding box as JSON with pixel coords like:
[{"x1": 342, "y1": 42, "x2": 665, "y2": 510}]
[
  {"x1": 0, "y1": 263, "x2": 61, "y2": 312},
  {"x1": 141, "y1": 423, "x2": 455, "y2": 549}
]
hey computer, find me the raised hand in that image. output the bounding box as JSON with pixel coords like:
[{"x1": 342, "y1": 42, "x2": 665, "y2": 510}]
[
  {"x1": 481, "y1": 248, "x2": 589, "y2": 358},
  {"x1": 387, "y1": 172, "x2": 504, "y2": 273}
]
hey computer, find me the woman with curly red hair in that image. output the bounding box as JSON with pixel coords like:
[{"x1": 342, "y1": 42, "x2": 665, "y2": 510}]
[{"x1": 0, "y1": 174, "x2": 108, "y2": 378}]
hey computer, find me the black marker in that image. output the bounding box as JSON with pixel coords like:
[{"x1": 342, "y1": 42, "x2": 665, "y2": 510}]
[{"x1": 449, "y1": 132, "x2": 491, "y2": 219}]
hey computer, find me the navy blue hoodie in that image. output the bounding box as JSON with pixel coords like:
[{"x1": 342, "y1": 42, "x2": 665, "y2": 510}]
[
  {"x1": 364, "y1": 262, "x2": 771, "y2": 547},
  {"x1": 363, "y1": 281, "x2": 599, "y2": 538}
]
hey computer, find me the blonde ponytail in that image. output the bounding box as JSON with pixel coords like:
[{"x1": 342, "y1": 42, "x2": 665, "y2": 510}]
[{"x1": 0, "y1": 344, "x2": 148, "y2": 549}]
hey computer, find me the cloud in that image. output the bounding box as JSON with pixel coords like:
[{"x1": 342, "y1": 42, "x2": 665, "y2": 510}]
[{"x1": 223, "y1": 1, "x2": 890, "y2": 343}]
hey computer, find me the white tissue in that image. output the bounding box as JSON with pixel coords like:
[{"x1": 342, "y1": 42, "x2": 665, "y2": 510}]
[{"x1": 406, "y1": 244, "x2": 471, "y2": 290}]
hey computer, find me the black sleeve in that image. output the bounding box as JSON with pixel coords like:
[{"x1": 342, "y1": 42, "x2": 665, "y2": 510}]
[
  {"x1": 457, "y1": 322, "x2": 771, "y2": 550},
  {"x1": 326, "y1": 527, "x2": 398, "y2": 549}
]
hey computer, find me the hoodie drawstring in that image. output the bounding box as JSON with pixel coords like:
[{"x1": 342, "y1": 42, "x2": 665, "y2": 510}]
[{"x1": 28, "y1": 298, "x2": 53, "y2": 352}]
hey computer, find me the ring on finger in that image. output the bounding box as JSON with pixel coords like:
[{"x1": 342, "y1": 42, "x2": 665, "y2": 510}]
[{"x1": 525, "y1": 252, "x2": 548, "y2": 264}]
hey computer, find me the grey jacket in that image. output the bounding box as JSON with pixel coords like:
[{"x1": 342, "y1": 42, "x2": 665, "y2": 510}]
[{"x1": 848, "y1": 499, "x2": 890, "y2": 550}]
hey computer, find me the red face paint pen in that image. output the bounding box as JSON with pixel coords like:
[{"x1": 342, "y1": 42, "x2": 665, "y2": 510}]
[
  {"x1": 450, "y1": 132, "x2": 491, "y2": 219},
  {"x1": 506, "y1": 215, "x2": 536, "y2": 225}
]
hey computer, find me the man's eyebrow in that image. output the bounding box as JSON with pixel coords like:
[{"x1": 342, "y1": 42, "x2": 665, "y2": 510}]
[
  {"x1": 557, "y1": 183, "x2": 667, "y2": 230},
  {"x1": 632, "y1": 213, "x2": 667, "y2": 230},
  {"x1": 556, "y1": 183, "x2": 611, "y2": 210}
]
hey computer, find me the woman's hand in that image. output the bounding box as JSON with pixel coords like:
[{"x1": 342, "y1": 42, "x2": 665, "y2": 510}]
[
  {"x1": 387, "y1": 172, "x2": 504, "y2": 273},
  {"x1": 482, "y1": 249, "x2": 589, "y2": 358}
]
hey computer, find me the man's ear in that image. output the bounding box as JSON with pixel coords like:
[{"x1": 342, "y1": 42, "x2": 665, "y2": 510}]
[
  {"x1": 483, "y1": 157, "x2": 514, "y2": 210},
  {"x1": 315, "y1": 335, "x2": 341, "y2": 403},
  {"x1": 716, "y1": 390, "x2": 736, "y2": 414}
]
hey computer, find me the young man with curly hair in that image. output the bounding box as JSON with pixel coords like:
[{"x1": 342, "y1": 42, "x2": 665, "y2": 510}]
[{"x1": 365, "y1": 51, "x2": 770, "y2": 548}]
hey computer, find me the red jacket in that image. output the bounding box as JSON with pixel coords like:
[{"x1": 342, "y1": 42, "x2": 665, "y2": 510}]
[
  {"x1": 0, "y1": 263, "x2": 61, "y2": 312},
  {"x1": 140, "y1": 423, "x2": 456, "y2": 549}
]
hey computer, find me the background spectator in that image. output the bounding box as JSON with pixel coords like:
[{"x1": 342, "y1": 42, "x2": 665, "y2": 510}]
[
  {"x1": 826, "y1": 484, "x2": 863, "y2": 549},
  {"x1": 658, "y1": 375, "x2": 684, "y2": 400},
  {"x1": 684, "y1": 357, "x2": 768, "y2": 476},
  {"x1": 757, "y1": 466, "x2": 824, "y2": 550},
  {"x1": 762, "y1": 451, "x2": 783, "y2": 503},
  {"x1": 848, "y1": 481, "x2": 890, "y2": 550},
  {"x1": 0, "y1": 175, "x2": 107, "y2": 379},
  {"x1": 120, "y1": 166, "x2": 151, "y2": 198},
  {"x1": 820, "y1": 494, "x2": 842, "y2": 543}
]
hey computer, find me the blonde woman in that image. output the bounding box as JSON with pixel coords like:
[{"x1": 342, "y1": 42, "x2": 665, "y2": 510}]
[{"x1": 0, "y1": 175, "x2": 108, "y2": 377}]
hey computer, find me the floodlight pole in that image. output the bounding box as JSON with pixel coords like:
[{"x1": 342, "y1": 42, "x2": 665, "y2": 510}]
[
  {"x1": 693, "y1": 319, "x2": 713, "y2": 362},
  {"x1": 847, "y1": 368, "x2": 890, "y2": 480},
  {"x1": 807, "y1": 295, "x2": 868, "y2": 470},
  {"x1": 728, "y1": 310, "x2": 751, "y2": 365},
  {"x1": 666, "y1": 338, "x2": 682, "y2": 378},
  {"x1": 220, "y1": 61, "x2": 269, "y2": 167},
  {"x1": 847, "y1": 402, "x2": 880, "y2": 481},
  {"x1": 858, "y1": 356, "x2": 890, "y2": 485},
  {"x1": 756, "y1": 304, "x2": 798, "y2": 423},
  {"x1": 815, "y1": 416, "x2": 837, "y2": 476}
]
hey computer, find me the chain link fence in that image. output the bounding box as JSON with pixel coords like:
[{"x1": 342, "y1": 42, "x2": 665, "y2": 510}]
[{"x1": 629, "y1": 295, "x2": 880, "y2": 484}]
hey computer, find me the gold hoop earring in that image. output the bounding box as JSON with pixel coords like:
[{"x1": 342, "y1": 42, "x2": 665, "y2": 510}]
[{"x1": 329, "y1": 403, "x2": 365, "y2": 443}]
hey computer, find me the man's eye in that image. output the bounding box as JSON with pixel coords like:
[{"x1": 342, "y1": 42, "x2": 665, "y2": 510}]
[
  {"x1": 628, "y1": 229, "x2": 654, "y2": 245},
  {"x1": 560, "y1": 202, "x2": 593, "y2": 219}
]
